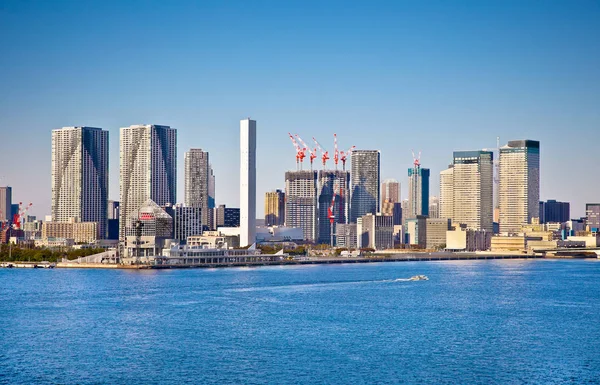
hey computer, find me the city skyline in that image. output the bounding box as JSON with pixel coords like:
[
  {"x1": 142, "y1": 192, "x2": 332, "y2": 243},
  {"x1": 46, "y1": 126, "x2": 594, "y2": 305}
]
[{"x1": 0, "y1": 1, "x2": 598, "y2": 218}]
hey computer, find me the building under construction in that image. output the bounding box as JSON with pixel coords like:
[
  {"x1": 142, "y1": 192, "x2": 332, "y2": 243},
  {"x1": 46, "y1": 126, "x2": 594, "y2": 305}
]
[
  {"x1": 285, "y1": 170, "x2": 318, "y2": 242},
  {"x1": 317, "y1": 170, "x2": 350, "y2": 245}
]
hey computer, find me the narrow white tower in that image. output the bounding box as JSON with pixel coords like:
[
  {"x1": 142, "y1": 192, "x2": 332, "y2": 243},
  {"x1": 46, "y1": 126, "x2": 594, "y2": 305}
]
[{"x1": 240, "y1": 118, "x2": 256, "y2": 246}]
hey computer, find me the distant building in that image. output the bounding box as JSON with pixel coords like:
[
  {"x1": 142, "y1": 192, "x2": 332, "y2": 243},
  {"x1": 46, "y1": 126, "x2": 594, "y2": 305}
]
[
  {"x1": 407, "y1": 165, "x2": 430, "y2": 220},
  {"x1": 357, "y1": 213, "x2": 393, "y2": 250},
  {"x1": 336, "y1": 223, "x2": 357, "y2": 248},
  {"x1": 382, "y1": 201, "x2": 402, "y2": 226},
  {"x1": 106, "y1": 200, "x2": 120, "y2": 239},
  {"x1": 439, "y1": 166, "x2": 454, "y2": 221},
  {"x1": 265, "y1": 189, "x2": 285, "y2": 226},
  {"x1": 120, "y1": 125, "x2": 176, "y2": 241},
  {"x1": 428, "y1": 196, "x2": 440, "y2": 219},
  {"x1": 42, "y1": 220, "x2": 98, "y2": 244},
  {"x1": 285, "y1": 170, "x2": 318, "y2": 242},
  {"x1": 208, "y1": 164, "x2": 216, "y2": 210},
  {"x1": 446, "y1": 227, "x2": 492, "y2": 252},
  {"x1": 0, "y1": 186, "x2": 11, "y2": 222},
  {"x1": 318, "y1": 170, "x2": 350, "y2": 245},
  {"x1": 107, "y1": 201, "x2": 120, "y2": 220},
  {"x1": 51, "y1": 126, "x2": 108, "y2": 239},
  {"x1": 452, "y1": 150, "x2": 494, "y2": 232},
  {"x1": 215, "y1": 205, "x2": 240, "y2": 228},
  {"x1": 184, "y1": 149, "x2": 210, "y2": 227},
  {"x1": 425, "y1": 218, "x2": 451, "y2": 249},
  {"x1": 539, "y1": 200, "x2": 570, "y2": 224},
  {"x1": 240, "y1": 118, "x2": 257, "y2": 247},
  {"x1": 381, "y1": 179, "x2": 400, "y2": 206},
  {"x1": 350, "y1": 150, "x2": 380, "y2": 223},
  {"x1": 171, "y1": 205, "x2": 202, "y2": 244},
  {"x1": 499, "y1": 140, "x2": 540, "y2": 233},
  {"x1": 586, "y1": 204, "x2": 600, "y2": 232},
  {"x1": 406, "y1": 216, "x2": 427, "y2": 248}
]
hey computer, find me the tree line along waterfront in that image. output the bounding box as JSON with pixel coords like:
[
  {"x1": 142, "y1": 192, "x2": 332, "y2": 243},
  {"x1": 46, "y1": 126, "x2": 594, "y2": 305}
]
[{"x1": 0, "y1": 245, "x2": 106, "y2": 263}]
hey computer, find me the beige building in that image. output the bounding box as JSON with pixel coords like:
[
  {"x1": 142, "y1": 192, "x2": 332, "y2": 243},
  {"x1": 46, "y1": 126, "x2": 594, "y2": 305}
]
[
  {"x1": 452, "y1": 151, "x2": 493, "y2": 232},
  {"x1": 439, "y1": 166, "x2": 454, "y2": 221},
  {"x1": 446, "y1": 227, "x2": 492, "y2": 251},
  {"x1": 490, "y1": 236, "x2": 526, "y2": 252},
  {"x1": 265, "y1": 189, "x2": 285, "y2": 226},
  {"x1": 42, "y1": 221, "x2": 98, "y2": 244},
  {"x1": 499, "y1": 140, "x2": 540, "y2": 234},
  {"x1": 425, "y1": 218, "x2": 450, "y2": 249}
]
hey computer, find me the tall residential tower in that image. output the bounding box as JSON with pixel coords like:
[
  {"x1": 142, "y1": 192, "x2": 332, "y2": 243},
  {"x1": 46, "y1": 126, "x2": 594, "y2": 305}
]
[
  {"x1": 265, "y1": 189, "x2": 285, "y2": 226},
  {"x1": 499, "y1": 140, "x2": 540, "y2": 233},
  {"x1": 350, "y1": 150, "x2": 380, "y2": 223},
  {"x1": 119, "y1": 124, "x2": 176, "y2": 240},
  {"x1": 184, "y1": 149, "x2": 210, "y2": 227},
  {"x1": 452, "y1": 150, "x2": 494, "y2": 231},
  {"x1": 51, "y1": 126, "x2": 108, "y2": 238},
  {"x1": 407, "y1": 164, "x2": 430, "y2": 219}
]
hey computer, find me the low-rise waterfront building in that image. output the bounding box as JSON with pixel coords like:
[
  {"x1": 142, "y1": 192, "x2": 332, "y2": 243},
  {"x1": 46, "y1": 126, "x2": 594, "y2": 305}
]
[
  {"x1": 357, "y1": 213, "x2": 393, "y2": 250},
  {"x1": 426, "y1": 218, "x2": 451, "y2": 249},
  {"x1": 490, "y1": 236, "x2": 526, "y2": 252}
]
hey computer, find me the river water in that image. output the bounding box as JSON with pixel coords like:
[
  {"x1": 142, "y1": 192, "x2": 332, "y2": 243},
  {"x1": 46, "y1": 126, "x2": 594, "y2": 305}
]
[{"x1": 1, "y1": 259, "x2": 599, "y2": 384}]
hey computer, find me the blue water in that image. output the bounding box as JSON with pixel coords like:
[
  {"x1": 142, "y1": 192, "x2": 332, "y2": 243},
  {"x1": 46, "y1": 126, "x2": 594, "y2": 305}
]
[{"x1": 1, "y1": 259, "x2": 600, "y2": 384}]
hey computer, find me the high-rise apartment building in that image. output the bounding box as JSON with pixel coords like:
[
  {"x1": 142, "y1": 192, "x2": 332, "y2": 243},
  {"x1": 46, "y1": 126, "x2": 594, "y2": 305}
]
[
  {"x1": 0, "y1": 186, "x2": 11, "y2": 222},
  {"x1": 452, "y1": 151, "x2": 494, "y2": 232},
  {"x1": 439, "y1": 166, "x2": 454, "y2": 220},
  {"x1": 119, "y1": 124, "x2": 176, "y2": 240},
  {"x1": 265, "y1": 189, "x2": 285, "y2": 226},
  {"x1": 318, "y1": 170, "x2": 350, "y2": 245},
  {"x1": 350, "y1": 150, "x2": 380, "y2": 223},
  {"x1": 285, "y1": 170, "x2": 318, "y2": 242},
  {"x1": 499, "y1": 140, "x2": 540, "y2": 233},
  {"x1": 407, "y1": 165, "x2": 430, "y2": 219},
  {"x1": 240, "y1": 119, "x2": 256, "y2": 246},
  {"x1": 51, "y1": 127, "x2": 108, "y2": 238},
  {"x1": 184, "y1": 149, "x2": 210, "y2": 227},
  {"x1": 381, "y1": 179, "x2": 400, "y2": 205}
]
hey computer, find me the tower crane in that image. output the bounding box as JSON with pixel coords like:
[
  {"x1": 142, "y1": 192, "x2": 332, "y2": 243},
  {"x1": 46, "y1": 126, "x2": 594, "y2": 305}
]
[
  {"x1": 333, "y1": 134, "x2": 339, "y2": 170},
  {"x1": 288, "y1": 133, "x2": 306, "y2": 170},
  {"x1": 339, "y1": 145, "x2": 356, "y2": 171},
  {"x1": 13, "y1": 202, "x2": 32, "y2": 230},
  {"x1": 411, "y1": 149, "x2": 422, "y2": 168},
  {"x1": 328, "y1": 194, "x2": 336, "y2": 247},
  {"x1": 312, "y1": 137, "x2": 330, "y2": 168},
  {"x1": 295, "y1": 134, "x2": 317, "y2": 170}
]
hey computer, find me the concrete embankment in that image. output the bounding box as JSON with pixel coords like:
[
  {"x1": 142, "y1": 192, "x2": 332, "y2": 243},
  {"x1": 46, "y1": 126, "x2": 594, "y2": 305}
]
[{"x1": 35, "y1": 253, "x2": 547, "y2": 269}]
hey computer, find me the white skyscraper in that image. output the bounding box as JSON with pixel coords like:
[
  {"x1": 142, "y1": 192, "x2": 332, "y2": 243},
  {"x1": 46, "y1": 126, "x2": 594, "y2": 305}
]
[
  {"x1": 51, "y1": 127, "x2": 108, "y2": 238},
  {"x1": 119, "y1": 124, "x2": 176, "y2": 241},
  {"x1": 240, "y1": 119, "x2": 256, "y2": 246},
  {"x1": 499, "y1": 140, "x2": 540, "y2": 234},
  {"x1": 439, "y1": 166, "x2": 454, "y2": 221}
]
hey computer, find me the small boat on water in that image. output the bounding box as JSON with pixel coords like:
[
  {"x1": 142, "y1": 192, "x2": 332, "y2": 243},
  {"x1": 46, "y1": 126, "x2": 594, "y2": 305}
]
[{"x1": 409, "y1": 275, "x2": 429, "y2": 281}]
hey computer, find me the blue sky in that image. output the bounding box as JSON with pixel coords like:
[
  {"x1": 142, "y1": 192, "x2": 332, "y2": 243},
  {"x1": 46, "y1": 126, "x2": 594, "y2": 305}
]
[{"x1": 0, "y1": 0, "x2": 598, "y2": 218}]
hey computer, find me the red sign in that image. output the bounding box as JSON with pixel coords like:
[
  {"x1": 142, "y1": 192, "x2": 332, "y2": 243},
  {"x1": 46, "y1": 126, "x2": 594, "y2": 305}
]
[{"x1": 139, "y1": 212, "x2": 155, "y2": 221}]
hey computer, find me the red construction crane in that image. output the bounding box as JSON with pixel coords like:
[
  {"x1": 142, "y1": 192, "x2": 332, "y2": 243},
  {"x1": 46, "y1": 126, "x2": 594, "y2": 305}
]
[
  {"x1": 412, "y1": 149, "x2": 422, "y2": 168},
  {"x1": 13, "y1": 202, "x2": 32, "y2": 230},
  {"x1": 312, "y1": 137, "x2": 330, "y2": 168},
  {"x1": 339, "y1": 145, "x2": 356, "y2": 171},
  {"x1": 288, "y1": 133, "x2": 306, "y2": 170},
  {"x1": 295, "y1": 134, "x2": 317, "y2": 169},
  {"x1": 333, "y1": 133, "x2": 339, "y2": 169},
  {"x1": 328, "y1": 194, "x2": 336, "y2": 247}
]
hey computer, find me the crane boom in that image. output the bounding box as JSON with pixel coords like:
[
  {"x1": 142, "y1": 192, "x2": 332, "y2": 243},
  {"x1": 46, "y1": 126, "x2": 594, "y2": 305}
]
[
  {"x1": 288, "y1": 133, "x2": 306, "y2": 170},
  {"x1": 295, "y1": 134, "x2": 317, "y2": 168},
  {"x1": 312, "y1": 137, "x2": 330, "y2": 167}
]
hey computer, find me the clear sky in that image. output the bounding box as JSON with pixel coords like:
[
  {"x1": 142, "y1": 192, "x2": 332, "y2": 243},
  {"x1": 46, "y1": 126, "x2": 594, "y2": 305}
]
[{"x1": 0, "y1": 0, "x2": 598, "y2": 218}]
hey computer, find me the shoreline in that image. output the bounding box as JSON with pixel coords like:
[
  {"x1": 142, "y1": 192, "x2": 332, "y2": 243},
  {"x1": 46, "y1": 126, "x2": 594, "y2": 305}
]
[{"x1": 2, "y1": 253, "x2": 595, "y2": 270}]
